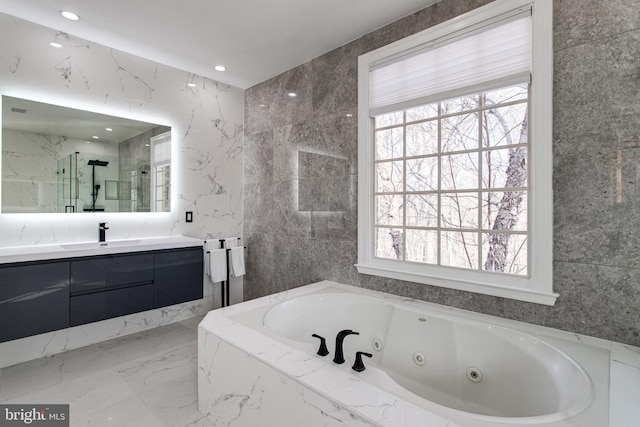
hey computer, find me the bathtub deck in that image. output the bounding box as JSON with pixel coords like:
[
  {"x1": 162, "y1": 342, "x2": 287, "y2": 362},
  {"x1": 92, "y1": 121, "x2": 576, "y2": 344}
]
[{"x1": 198, "y1": 280, "x2": 640, "y2": 427}]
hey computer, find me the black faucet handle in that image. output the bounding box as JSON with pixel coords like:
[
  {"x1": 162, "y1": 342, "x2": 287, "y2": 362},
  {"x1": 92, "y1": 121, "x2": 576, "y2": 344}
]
[
  {"x1": 99, "y1": 222, "x2": 109, "y2": 229},
  {"x1": 352, "y1": 351, "x2": 373, "y2": 372},
  {"x1": 311, "y1": 334, "x2": 329, "y2": 356}
]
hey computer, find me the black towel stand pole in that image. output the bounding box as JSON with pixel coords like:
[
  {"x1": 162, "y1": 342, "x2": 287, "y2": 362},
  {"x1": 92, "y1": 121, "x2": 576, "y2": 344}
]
[
  {"x1": 218, "y1": 239, "x2": 230, "y2": 307},
  {"x1": 206, "y1": 238, "x2": 245, "y2": 308},
  {"x1": 219, "y1": 238, "x2": 242, "y2": 308}
]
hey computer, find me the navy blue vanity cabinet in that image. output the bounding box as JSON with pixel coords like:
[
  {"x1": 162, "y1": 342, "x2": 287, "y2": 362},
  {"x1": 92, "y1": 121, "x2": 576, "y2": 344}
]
[
  {"x1": 69, "y1": 284, "x2": 155, "y2": 327},
  {"x1": 153, "y1": 247, "x2": 203, "y2": 308},
  {"x1": 0, "y1": 261, "x2": 70, "y2": 343},
  {"x1": 69, "y1": 253, "x2": 154, "y2": 326}
]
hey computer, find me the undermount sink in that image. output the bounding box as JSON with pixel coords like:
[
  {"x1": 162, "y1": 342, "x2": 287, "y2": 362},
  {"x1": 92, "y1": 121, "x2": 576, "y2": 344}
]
[{"x1": 59, "y1": 239, "x2": 141, "y2": 250}]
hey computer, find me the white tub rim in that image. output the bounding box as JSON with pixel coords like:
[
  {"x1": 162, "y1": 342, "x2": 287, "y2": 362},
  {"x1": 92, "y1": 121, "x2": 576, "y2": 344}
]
[{"x1": 200, "y1": 281, "x2": 623, "y2": 427}]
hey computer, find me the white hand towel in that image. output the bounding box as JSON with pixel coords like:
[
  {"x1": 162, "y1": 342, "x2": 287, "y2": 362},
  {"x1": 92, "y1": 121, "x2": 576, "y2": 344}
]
[
  {"x1": 225, "y1": 237, "x2": 239, "y2": 248},
  {"x1": 229, "y1": 246, "x2": 245, "y2": 277},
  {"x1": 203, "y1": 249, "x2": 210, "y2": 276},
  {"x1": 208, "y1": 249, "x2": 227, "y2": 283}
]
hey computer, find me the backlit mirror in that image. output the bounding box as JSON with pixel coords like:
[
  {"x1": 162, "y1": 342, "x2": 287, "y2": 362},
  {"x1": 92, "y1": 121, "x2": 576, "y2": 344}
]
[{"x1": 1, "y1": 95, "x2": 171, "y2": 213}]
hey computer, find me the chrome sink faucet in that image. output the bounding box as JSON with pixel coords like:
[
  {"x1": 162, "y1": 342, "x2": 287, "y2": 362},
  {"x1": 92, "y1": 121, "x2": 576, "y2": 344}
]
[{"x1": 99, "y1": 222, "x2": 109, "y2": 242}]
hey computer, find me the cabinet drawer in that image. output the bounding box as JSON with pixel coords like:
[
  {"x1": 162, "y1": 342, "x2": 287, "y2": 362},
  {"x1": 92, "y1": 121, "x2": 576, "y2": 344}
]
[
  {"x1": 70, "y1": 284, "x2": 154, "y2": 327},
  {"x1": 70, "y1": 253, "x2": 153, "y2": 295},
  {"x1": 0, "y1": 262, "x2": 69, "y2": 343},
  {"x1": 154, "y1": 248, "x2": 203, "y2": 308}
]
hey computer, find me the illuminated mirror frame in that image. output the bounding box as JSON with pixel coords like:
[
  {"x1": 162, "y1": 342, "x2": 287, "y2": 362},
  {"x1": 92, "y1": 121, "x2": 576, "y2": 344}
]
[{"x1": 0, "y1": 94, "x2": 174, "y2": 215}]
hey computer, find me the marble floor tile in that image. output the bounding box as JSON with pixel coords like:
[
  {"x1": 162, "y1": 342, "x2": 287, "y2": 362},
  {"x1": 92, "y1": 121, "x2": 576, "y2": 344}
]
[
  {"x1": 73, "y1": 394, "x2": 165, "y2": 427},
  {"x1": 178, "y1": 314, "x2": 207, "y2": 331},
  {"x1": 118, "y1": 343, "x2": 198, "y2": 425},
  {"x1": 97, "y1": 322, "x2": 196, "y2": 363},
  {"x1": 0, "y1": 319, "x2": 209, "y2": 427},
  {"x1": 4, "y1": 369, "x2": 136, "y2": 420},
  {"x1": 1, "y1": 343, "x2": 123, "y2": 399}
]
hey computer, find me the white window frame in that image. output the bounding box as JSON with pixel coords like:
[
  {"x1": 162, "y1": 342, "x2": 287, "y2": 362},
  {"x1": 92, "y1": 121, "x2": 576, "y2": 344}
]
[
  {"x1": 150, "y1": 131, "x2": 171, "y2": 212},
  {"x1": 356, "y1": 0, "x2": 556, "y2": 305}
]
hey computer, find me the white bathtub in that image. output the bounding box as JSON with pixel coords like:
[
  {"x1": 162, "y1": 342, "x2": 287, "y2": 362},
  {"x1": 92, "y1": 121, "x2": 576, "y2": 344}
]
[{"x1": 198, "y1": 281, "x2": 640, "y2": 427}]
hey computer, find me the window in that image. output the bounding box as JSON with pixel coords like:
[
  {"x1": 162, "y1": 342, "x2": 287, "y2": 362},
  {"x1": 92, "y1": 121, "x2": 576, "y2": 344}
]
[
  {"x1": 150, "y1": 131, "x2": 171, "y2": 212},
  {"x1": 357, "y1": 0, "x2": 556, "y2": 305}
]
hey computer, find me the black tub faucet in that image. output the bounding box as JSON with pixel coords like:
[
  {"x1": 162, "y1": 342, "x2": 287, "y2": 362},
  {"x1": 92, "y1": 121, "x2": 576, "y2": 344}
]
[
  {"x1": 352, "y1": 351, "x2": 373, "y2": 372},
  {"x1": 99, "y1": 222, "x2": 109, "y2": 242},
  {"x1": 333, "y1": 329, "x2": 359, "y2": 364},
  {"x1": 311, "y1": 334, "x2": 329, "y2": 356}
]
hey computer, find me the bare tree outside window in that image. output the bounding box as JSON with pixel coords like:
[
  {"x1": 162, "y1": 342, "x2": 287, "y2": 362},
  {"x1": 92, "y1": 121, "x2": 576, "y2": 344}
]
[{"x1": 373, "y1": 83, "x2": 529, "y2": 276}]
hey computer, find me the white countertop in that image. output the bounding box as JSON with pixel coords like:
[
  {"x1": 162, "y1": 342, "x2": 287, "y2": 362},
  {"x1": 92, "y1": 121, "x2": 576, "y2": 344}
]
[{"x1": 0, "y1": 236, "x2": 204, "y2": 264}]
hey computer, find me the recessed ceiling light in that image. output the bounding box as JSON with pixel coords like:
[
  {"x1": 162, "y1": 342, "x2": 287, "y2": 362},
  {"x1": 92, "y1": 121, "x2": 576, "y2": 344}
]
[
  {"x1": 50, "y1": 42, "x2": 62, "y2": 48},
  {"x1": 187, "y1": 83, "x2": 196, "y2": 87},
  {"x1": 214, "y1": 65, "x2": 226, "y2": 72},
  {"x1": 346, "y1": 113, "x2": 353, "y2": 117},
  {"x1": 288, "y1": 92, "x2": 297, "y2": 97},
  {"x1": 92, "y1": 136, "x2": 99, "y2": 139},
  {"x1": 60, "y1": 10, "x2": 80, "y2": 21},
  {"x1": 105, "y1": 128, "x2": 112, "y2": 132},
  {"x1": 85, "y1": 141, "x2": 91, "y2": 144},
  {"x1": 258, "y1": 104, "x2": 266, "y2": 108},
  {"x1": 145, "y1": 144, "x2": 150, "y2": 147}
]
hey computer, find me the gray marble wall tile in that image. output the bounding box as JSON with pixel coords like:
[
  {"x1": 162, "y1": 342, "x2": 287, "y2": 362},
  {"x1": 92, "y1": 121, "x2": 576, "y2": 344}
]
[
  {"x1": 592, "y1": 264, "x2": 640, "y2": 343},
  {"x1": 244, "y1": 64, "x2": 314, "y2": 135},
  {"x1": 553, "y1": 149, "x2": 640, "y2": 268},
  {"x1": 244, "y1": 0, "x2": 640, "y2": 346},
  {"x1": 244, "y1": 130, "x2": 274, "y2": 185},
  {"x1": 553, "y1": 0, "x2": 640, "y2": 51},
  {"x1": 244, "y1": 233, "x2": 274, "y2": 300},
  {"x1": 298, "y1": 151, "x2": 350, "y2": 212},
  {"x1": 553, "y1": 30, "x2": 640, "y2": 157}
]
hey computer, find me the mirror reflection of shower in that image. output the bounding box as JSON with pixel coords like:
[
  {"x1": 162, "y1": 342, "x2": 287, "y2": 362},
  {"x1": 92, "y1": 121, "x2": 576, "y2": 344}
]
[
  {"x1": 56, "y1": 151, "x2": 159, "y2": 213},
  {"x1": 87, "y1": 159, "x2": 109, "y2": 212},
  {"x1": 57, "y1": 152, "x2": 79, "y2": 213},
  {"x1": 51, "y1": 128, "x2": 171, "y2": 213},
  {"x1": 3, "y1": 95, "x2": 171, "y2": 214}
]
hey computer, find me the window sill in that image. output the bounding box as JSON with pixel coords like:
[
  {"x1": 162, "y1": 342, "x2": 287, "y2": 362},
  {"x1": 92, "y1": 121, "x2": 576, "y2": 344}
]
[{"x1": 355, "y1": 263, "x2": 559, "y2": 306}]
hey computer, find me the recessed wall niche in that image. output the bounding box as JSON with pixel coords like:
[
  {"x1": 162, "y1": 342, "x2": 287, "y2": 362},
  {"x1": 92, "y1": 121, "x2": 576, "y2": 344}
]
[{"x1": 297, "y1": 151, "x2": 350, "y2": 212}]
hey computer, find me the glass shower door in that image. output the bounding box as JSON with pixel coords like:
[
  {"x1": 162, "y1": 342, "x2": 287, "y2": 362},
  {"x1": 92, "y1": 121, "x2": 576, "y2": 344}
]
[{"x1": 57, "y1": 152, "x2": 78, "y2": 213}]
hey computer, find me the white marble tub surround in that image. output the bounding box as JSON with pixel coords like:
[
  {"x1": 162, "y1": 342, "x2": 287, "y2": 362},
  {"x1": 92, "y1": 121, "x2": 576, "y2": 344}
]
[
  {"x1": 198, "y1": 281, "x2": 640, "y2": 427},
  {"x1": 0, "y1": 235, "x2": 204, "y2": 264}
]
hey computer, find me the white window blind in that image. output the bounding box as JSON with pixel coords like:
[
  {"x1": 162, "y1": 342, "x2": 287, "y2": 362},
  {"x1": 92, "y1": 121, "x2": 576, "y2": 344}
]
[
  {"x1": 369, "y1": 12, "x2": 532, "y2": 115},
  {"x1": 153, "y1": 135, "x2": 171, "y2": 164}
]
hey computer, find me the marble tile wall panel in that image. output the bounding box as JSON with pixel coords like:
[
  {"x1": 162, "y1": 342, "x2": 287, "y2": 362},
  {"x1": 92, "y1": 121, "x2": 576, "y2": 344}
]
[
  {"x1": 297, "y1": 151, "x2": 350, "y2": 212},
  {"x1": 243, "y1": 0, "x2": 640, "y2": 346},
  {"x1": 553, "y1": 0, "x2": 640, "y2": 51},
  {"x1": 0, "y1": 12, "x2": 244, "y2": 245}
]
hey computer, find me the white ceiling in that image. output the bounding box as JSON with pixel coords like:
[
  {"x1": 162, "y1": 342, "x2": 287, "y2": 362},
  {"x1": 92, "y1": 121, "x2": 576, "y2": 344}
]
[{"x1": 0, "y1": 0, "x2": 439, "y2": 89}]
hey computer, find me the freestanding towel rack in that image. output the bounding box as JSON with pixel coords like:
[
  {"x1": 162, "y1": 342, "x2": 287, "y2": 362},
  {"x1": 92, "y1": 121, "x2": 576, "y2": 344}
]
[{"x1": 205, "y1": 238, "x2": 246, "y2": 307}]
